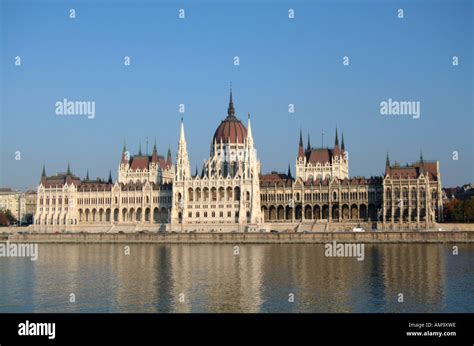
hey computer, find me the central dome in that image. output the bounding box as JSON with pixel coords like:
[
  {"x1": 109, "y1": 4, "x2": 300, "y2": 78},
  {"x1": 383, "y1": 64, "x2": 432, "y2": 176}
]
[{"x1": 213, "y1": 89, "x2": 247, "y2": 144}]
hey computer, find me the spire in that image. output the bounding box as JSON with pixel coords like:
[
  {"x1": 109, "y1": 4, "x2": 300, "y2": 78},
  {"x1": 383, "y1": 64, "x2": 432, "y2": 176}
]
[
  {"x1": 176, "y1": 118, "x2": 190, "y2": 181},
  {"x1": 333, "y1": 127, "x2": 340, "y2": 156},
  {"x1": 179, "y1": 117, "x2": 186, "y2": 142},
  {"x1": 67, "y1": 162, "x2": 71, "y2": 175},
  {"x1": 41, "y1": 164, "x2": 46, "y2": 177},
  {"x1": 195, "y1": 166, "x2": 198, "y2": 177},
  {"x1": 385, "y1": 152, "x2": 390, "y2": 175},
  {"x1": 247, "y1": 113, "x2": 254, "y2": 147},
  {"x1": 287, "y1": 164, "x2": 292, "y2": 179},
  {"x1": 298, "y1": 128, "x2": 304, "y2": 158},
  {"x1": 151, "y1": 138, "x2": 158, "y2": 163},
  {"x1": 86, "y1": 170, "x2": 90, "y2": 180},
  {"x1": 420, "y1": 151, "x2": 424, "y2": 163},
  {"x1": 108, "y1": 170, "x2": 113, "y2": 184},
  {"x1": 227, "y1": 85, "x2": 235, "y2": 117},
  {"x1": 307, "y1": 134, "x2": 311, "y2": 152},
  {"x1": 167, "y1": 146, "x2": 172, "y2": 166},
  {"x1": 341, "y1": 132, "x2": 345, "y2": 151},
  {"x1": 138, "y1": 141, "x2": 142, "y2": 156},
  {"x1": 121, "y1": 140, "x2": 128, "y2": 164}
]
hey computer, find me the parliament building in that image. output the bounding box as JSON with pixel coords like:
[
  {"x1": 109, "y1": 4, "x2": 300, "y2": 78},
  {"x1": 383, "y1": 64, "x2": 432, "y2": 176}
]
[{"x1": 34, "y1": 90, "x2": 443, "y2": 232}]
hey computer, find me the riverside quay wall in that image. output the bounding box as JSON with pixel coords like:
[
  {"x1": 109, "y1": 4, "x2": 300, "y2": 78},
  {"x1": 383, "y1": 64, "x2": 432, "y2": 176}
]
[{"x1": 3, "y1": 231, "x2": 473, "y2": 244}]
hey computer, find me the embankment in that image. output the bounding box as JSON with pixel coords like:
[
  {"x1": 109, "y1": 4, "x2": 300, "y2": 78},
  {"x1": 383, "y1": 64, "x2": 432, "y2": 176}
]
[{"x1": 3, "y1": 231, "x2": 473, "y2": 244}]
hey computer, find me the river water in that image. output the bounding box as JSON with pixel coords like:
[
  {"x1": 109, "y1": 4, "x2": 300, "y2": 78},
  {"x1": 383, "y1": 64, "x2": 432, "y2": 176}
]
[{"x1": 0, "y1": 243, "x2": 472, "y2": 313}]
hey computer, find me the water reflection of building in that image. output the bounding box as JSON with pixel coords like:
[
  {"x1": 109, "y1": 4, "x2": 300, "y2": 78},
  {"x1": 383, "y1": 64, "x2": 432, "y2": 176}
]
[
  {"x1": 4, "y1": 244, "x2": 452, "y2": 313},
  {"x1": 167, "y1": 244, "x2": 264, "y2": 312},
  {"x1": 259, "y1": 245, "x2": 366, "y2": 312},
  {"x1": 378, "y1": 244, "x2": 445, "y2": 311}
]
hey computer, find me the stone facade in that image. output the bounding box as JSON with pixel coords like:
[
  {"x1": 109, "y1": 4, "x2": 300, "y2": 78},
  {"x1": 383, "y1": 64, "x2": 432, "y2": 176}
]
[
  {"x1": 0, "y1": 188, "x2": 22, "y2": 221},
  {"x1": 260, "y1": 153, "x2": 443, "y2": 230},
  {"x1": 35, "y1": 155, "x2": 173, "y2": 231},
  {"x1": 171, "y1": 90, "x2": 263, "y2": 231},
  {"x1": 296, "y1": 128, "x2": 349, "y2": 181},
  {"x1": 32, "y1": 89, "x2": 443, "y2": 232}
]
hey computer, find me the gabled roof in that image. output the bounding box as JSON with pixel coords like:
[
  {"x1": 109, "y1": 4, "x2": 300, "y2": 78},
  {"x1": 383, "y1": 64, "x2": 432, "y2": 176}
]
[
  {"x1": 260, "y1": 172, "x2": 293, "y2": 187},
  {"x1": 386, "y1": 161, "x2": 438, "y2": 181}
]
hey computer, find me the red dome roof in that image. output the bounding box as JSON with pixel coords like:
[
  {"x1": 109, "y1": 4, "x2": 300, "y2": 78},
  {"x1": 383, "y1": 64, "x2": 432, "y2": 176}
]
[
  {"x1": 213, "y1": 88, "x2": 247, "y2": 144},
  {"x1": 213, "y1": 116, "x2": 247, "y2": 144}
]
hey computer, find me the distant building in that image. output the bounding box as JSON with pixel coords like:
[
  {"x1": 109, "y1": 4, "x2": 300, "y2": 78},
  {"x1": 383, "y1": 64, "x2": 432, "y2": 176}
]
[
  {"x1": 442, "y1": 184, "x2": 473, "y2": 204},
  {"x1": 21, "y1": 190, "x2": 37, "y2": 224},
  {"x1": 0, "y1": 188, "x2": 22, "y2": 222}
]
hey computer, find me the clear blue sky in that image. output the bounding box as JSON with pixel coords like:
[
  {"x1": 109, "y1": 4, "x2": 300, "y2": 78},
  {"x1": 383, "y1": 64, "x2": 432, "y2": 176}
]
[{"x1": 1, "y1": 0, "x2": 472, "y2": 190}]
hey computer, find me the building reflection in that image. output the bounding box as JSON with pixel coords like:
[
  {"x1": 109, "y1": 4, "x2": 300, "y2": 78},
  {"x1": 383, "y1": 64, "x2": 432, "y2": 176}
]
[
  {"x1": 167, "y1": 244, "x2": 265, "y2": 312},
  {"x1": 377, "y1": 244, "x2": 446, "y2": 312},
  {"x1": 2, "y1": 243, "x2": 450, "y2": 313}
]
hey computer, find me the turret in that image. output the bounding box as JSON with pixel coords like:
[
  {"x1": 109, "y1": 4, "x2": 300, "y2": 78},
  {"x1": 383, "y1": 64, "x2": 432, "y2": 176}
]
[
  {"x1": 246, "y1": 113, "x2": 254, "y2": 149},
  {"x1": 121, "y1": 140, "x2": 128, "y2": 164},
  {"x1": 333, "y1": 128, "x2": 340, "y2": 157},
  {"x1": 298, "y1": 128, "x2": 304, "y2": 158},
  {"x1": 40, "y1": 164, "x2": 47, "y2": 184},
  {"x1": 151, "y1": 138, "x2": 159, "y2": 163},
  {"x1": 227, "y1": 86, "x2": 235, "y2": 118},
  {"x1": 175, "y1": 117, "x2": 191, "y2": 181},
  {"x1": 167, "y1": 146, "x2": 172, "y2": 167}
]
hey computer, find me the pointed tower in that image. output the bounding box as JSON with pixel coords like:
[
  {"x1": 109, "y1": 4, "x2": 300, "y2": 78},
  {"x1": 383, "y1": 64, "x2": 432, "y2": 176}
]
[
  {"x1": 151, "y1": 138, "x2": 159, "y2": 163},
  {"x1": 108, "y1": 170, "x2": 113, "y2": 184},
  {"x1": 86, "y1": 170, "x2": 90, "y2": 180},
  {"x1": 245, "y1": 113, "x2": 257, "y2": 176},
  {"x1": 333, "y1": 128, "x2": 340, "y2": 157},
  {"x1": 176, "y1": 117, "x2": 191, "y2": 181},
  {"x1": 287, "y1": 164, "x2": 292, "y2": 180},
  {"x1": 298, "y1": 128, "x2": 304, "y2": 158},
  {"x1": 228, "y1": 86, "x2": 235, "y2": 118},
  {"x1": 385, "y1": 152, "x2": 391, "y2": 175},
  {"x1": 40, "y1": 164, "x2": 47, "y2": 184},
  {"x1": 67, "y1": 163, "x2": 71, "y2": 175},
  {"x1": 121, "y1": 140, "x2": 128, "y2": 164},
  {"x1": 167, "y1": 146, "x2": 173, "y2": 167},
  {"x1": 246, "y1": 113, "x2": 254, "y2": 148},
  {"x1": 138, "y1": 141, "x2": 142, "y2": 156},
  {"x1": 341, "y1": 132, "x2": 345, "y2": 152},
  {"x1": 306, "y1": 134, "x2": 311, "y2": 152}
]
